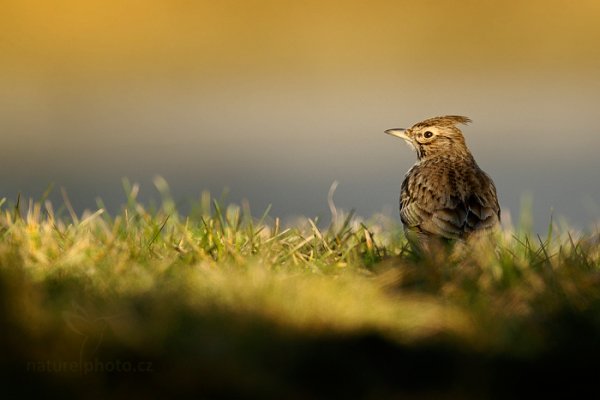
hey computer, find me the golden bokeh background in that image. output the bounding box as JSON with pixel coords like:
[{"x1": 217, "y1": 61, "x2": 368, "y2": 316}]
[{"x1": 2, "y1": 0, "x2": 600, "y2": 228}]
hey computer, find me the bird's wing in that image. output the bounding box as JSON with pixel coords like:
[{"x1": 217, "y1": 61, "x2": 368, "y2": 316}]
[
  {"x1": 463, "y1": 172, "x2": 501, "y2": 233},
  {"x1": 400, "y1": 165, "x2": 500, "y2": 240}
]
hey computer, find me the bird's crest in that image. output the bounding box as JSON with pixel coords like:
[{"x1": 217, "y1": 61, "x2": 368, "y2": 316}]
[{"x1": 412, "y1": 115, "x2": 472, "y2": 129}]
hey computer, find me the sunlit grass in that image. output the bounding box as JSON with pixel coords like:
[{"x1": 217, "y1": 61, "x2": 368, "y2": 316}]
[{"x1": 1, "y1": 179, "x2": 599, "y2": 397}]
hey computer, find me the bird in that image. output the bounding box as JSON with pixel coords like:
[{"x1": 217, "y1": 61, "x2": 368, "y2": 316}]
[{"x1": 385, "y1": 115, "x2": 500, "y2": 249}]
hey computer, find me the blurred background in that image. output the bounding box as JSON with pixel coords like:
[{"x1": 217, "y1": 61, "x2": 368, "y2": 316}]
[{"x1": 1, "y1": 0, "x2": 599, "y2": 231}]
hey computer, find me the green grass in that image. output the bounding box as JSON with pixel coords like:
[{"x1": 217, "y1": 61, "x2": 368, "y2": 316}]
[{"x1": 1, "y1": 181, "x2": 599, "y2": 398}]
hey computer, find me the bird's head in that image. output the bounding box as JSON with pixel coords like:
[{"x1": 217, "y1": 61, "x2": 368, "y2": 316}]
[{"x1": 385, "y1": 115, "x2": 472, "y2": 160}]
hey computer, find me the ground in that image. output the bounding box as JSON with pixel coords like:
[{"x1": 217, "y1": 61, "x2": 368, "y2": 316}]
[{"x1": 1, "y1": 187, "x2": 599, "y2": 398}]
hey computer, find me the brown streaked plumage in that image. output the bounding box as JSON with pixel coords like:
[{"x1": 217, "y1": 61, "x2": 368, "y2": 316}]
[{"x1": 385, "y1": 115, "x2": 500, "y2": 247}]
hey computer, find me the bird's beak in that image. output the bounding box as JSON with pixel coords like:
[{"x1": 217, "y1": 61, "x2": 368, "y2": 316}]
[{"x1": 385, "y1": 128, "x2": 408, "y2": 140}]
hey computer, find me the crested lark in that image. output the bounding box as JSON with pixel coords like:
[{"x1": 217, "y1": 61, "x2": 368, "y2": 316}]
[{"x1": 385, "y1": 116, "x2": 500, "y2": 248}]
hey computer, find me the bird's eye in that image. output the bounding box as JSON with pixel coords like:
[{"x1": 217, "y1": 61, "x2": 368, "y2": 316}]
[{"x1": 424, "y1": 131, "x2": 433, "y2": 138}]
